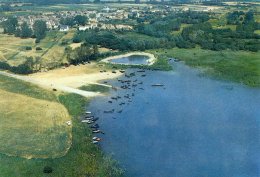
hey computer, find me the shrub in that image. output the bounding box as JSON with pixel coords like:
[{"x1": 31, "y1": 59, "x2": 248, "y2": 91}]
[
  {"x1": 25, "y1": 46, "x2": 32, "y2": 50},
  {"x1": 36, "y1": 47, "x2": 42, "y2": 51},
  {"x1": 43, "y1": 166, "x2": 53, "y2": 174},
  {"x1": 35, "y1": 38, "x2": 40, "y2": 43}
]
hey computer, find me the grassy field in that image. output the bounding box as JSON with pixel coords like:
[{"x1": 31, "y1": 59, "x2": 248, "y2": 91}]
[
  {"x1": 0, "y1": 29, "x2": 75, "y2": 69},
  {"x1": 0, "y1": 74, "x2": 71, "y2": 159},
  {"x1": 0, "y1": 75, "x2": 123, "y2": 177},
  {"x1": 79, "y1": 84, "x2": 110, "y2": 93},
  {"x1": 153, "y1": 48, "x2": 260, "y2": 87},
  {"x1": 0, "y1": 89, "x2": 71, "y2": 159}
]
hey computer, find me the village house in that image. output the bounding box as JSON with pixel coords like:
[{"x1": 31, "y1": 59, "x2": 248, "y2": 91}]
[{"x1": 60, "y1": 25, "x2": 69, "y2": 32}]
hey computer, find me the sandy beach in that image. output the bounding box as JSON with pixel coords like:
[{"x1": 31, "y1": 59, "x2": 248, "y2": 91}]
[{"x1": 6, "y1": 62, "x2": 122, "y2": 97}]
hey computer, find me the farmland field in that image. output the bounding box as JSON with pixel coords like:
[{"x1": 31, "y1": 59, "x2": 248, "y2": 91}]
[{"x1": 0, "y1": 29, "x2": 75, "y2": 68}]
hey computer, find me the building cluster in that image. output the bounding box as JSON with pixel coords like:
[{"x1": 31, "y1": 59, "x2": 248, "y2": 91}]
[{"x1": 0, "y1": 4, "x2": 217, "y2": 32}]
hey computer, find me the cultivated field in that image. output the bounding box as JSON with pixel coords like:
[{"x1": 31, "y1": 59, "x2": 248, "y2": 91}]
[{"x1": 0, "y1": 29, "x2": 75, "y2": 68}]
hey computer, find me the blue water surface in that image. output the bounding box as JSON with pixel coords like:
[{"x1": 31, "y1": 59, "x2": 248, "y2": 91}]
[
  {"x1": 88, "y1": 62, "x2": 260, "y2": 177},
  {"x1": 109, "y1": 55, "x2": 150, "y2": 65}
]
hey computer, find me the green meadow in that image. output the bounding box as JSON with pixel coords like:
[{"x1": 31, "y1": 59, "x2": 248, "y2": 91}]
[{"x1": 154, "y1": 48, "x2": 260, "y2": 87}]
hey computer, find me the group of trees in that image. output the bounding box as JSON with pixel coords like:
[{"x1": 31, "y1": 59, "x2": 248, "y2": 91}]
[
  {"x1": 134, "y1": 10, "x2": 259, "y2": 52},
  {"x1": 2, "y1": 17, "x2": 47, "y2": 41},
  {"x1": 135, "y1": 11, "x2": 209, "y2": 39},
  {"x1": 70, "y1": 9, "x2": 259, "y2": 53},
  {"x1": 66, "y1": 43, "x2": 98, "y2": 64},
  {"x1": 73, "y1": 30, "x2": 176, "y2": 52},
  {"x1": 181, "y1": 20, "x2": 259, "y2": 52},
  {"x1": 0, "y1": 3, "x2": 12, "y2": 12},
  {"x1": 0, "y1": 57, "x2": 35, "y2": 74},
  {"x1": 60, "y1": 15, "x2": 88, "y2": 26},
  {"x1": 136, "y1": 19, "x2": 181, "y2": 38}
]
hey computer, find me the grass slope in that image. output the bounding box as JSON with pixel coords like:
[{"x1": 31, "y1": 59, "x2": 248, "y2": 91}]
[
  {"x1": 0, "y1": 75, "x2": 123, "y2": 177},
  {"x1": 0, "y1": 89, "x2": 71, "y2": 159}
]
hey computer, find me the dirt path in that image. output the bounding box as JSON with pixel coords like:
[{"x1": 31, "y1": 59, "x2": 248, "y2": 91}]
[
  {"x1": 0, "y1": 63, "x2": 122, "y2": 97},
  {"x1": 0, "y1": 71, "x2": 102, "y2": 97}
]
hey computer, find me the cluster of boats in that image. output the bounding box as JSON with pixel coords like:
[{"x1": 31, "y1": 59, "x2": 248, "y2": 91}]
[
  {"x1": 82, "y1": 111, "x2": 103, "y2": 144},
  {"x1": 82, "y1": 69, "x2": 165, "y2": 145}
]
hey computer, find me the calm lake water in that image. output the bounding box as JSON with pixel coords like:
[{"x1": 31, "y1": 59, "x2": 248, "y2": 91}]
[
  {"x1": 88, "y1": 61, "x2": 260, "y2": 177},
  {"x1": 109, "y1": 55, "x2": 150, "y2": 65}
]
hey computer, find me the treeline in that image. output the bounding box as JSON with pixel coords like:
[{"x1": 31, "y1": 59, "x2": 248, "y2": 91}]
[
  {"x1": 0, "y1": 57, "x2": 35, "y2": 74},
  {"x1": 73, "y1": 30, "x2": 176, "y2": 51},
  {"x1": 65, "y1": 43, "x2": 121, "y2": 65},
  {"x1": 2, "y1": 17, "x2": 47, "y2": 42}
]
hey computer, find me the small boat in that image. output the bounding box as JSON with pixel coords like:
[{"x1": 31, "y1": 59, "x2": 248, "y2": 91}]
[
  {"x1": 137, "y1": 70, "x2": 145, "y2": 72},
  {"x1": 151, "y1": 84, "x2": 164, "y2": 87},
  {"x1": 92, "y1": 137, "x2": 102, "y2": 141},
  {"x1": 81, "y1": 120, "x2": 93, "y2": 124},
  {"x1": 90, "y1": 124, "x2": 99, "y2": 129},
  {"x1": 85, "y1": 111, "x2": 91, "y2": 114},
  {"x1": 92, "y1": 129, "x2": 101, "y2": 133},
  {"x1": 91, "y1": 117, "x2": 99, "y2": 121},
  {"x1": 92, "y1": 141, "x2": 99, "y2": 144}
]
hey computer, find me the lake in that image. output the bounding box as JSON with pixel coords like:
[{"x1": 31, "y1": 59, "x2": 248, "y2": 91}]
[
  {"x1": 87, "y1": 61, "x2": 260, "y2": 177},
  {"x1": 108, "y1": 55, "x2": 150, "y2": 65}
]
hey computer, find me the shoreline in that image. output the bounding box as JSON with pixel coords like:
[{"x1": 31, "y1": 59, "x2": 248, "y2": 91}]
[{"x1": 101, "y1": 52, "x2": 156, "y2": 66}]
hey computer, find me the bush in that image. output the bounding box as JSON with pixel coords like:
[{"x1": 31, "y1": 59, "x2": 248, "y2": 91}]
[
  {"x1": 0, "y1": 61, "x2": 11, "y2": 70},
  {"x1": 36, "y1": 47, "x2": 42, "y2": 51},
  {"x1": 35, "y1": 38, "x2": 40, "y2": 43},
  {"x1": 25, "y1": 46, "x2": 32, "y2": 50},
  {"x1": 72, "y1": 36, "x2": 82, "y2": 43},
  {"x1": 43, "y1": 166, "x2": 53, "y2": 174}
]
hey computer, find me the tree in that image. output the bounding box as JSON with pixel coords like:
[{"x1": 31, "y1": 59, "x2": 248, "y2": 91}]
[
  {"x1": 60, "y1": 17, "x2": 74, "y2": 26},
  {"x1": 74, "y1": 15, "x2": 88, "y2": 26},
  {"x1": 20, "y1": 22, "x2": 33, "y2": 38},
  {"x1": 93, "y1": 44, "x2": 99, "y2": 55},
  {"x1": 3, "y1": 16, "x2": 18, "y2": 34},
  {"x1": 0, "y1": 3, "x2": 12, "y2": 12},
  {"x1": 33, "y1": 20, "x2": 47, "y2": 40}
]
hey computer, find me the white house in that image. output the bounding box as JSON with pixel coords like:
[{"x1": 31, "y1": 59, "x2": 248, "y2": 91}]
[{"x1": 59, "y1": 25, "x2": 69, "y2": 32}]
